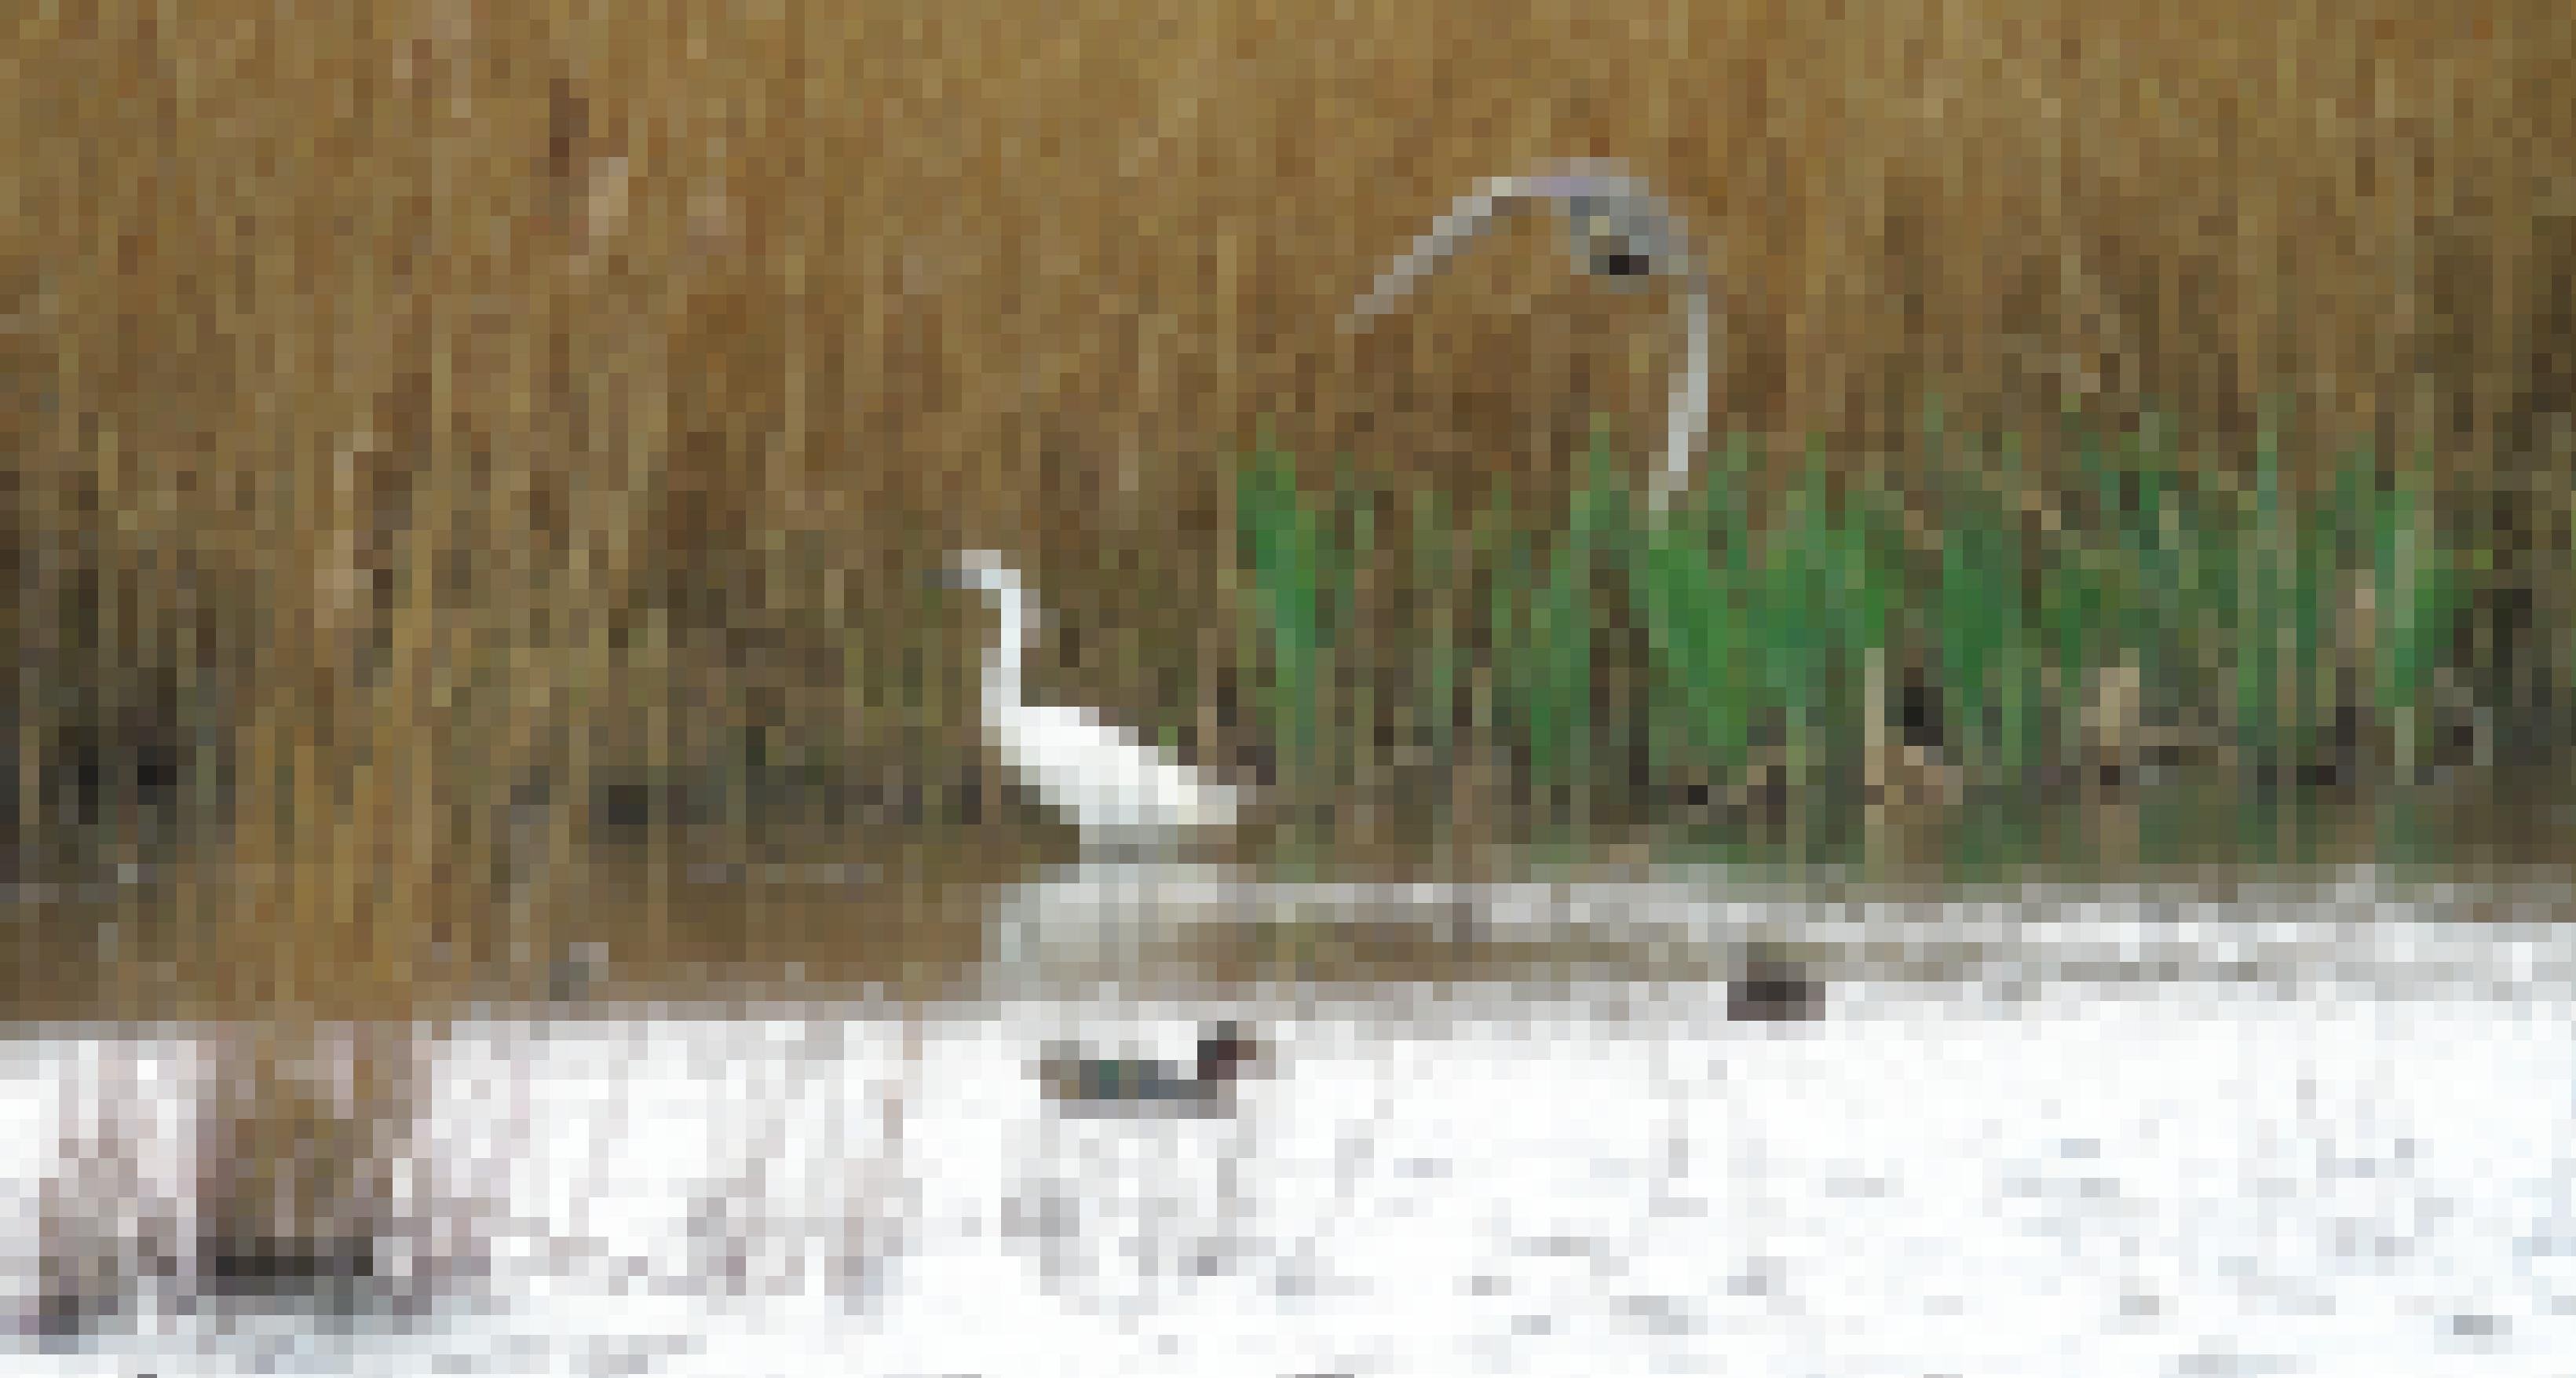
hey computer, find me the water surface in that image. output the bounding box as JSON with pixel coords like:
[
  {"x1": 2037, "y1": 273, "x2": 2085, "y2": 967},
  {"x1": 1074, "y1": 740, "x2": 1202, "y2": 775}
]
[{"x1": 5, "y1": 863, "x2": 2574, "y2": 1375}]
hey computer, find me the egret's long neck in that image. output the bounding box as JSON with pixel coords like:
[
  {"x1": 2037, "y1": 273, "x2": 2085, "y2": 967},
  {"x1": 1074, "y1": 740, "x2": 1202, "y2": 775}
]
[
  {"x1": 981, "y1": 579, "x2": 1029, "y2": 700},
  {"x1": 1655, "y1": 269, "x2": 1713, "y2": 515}
]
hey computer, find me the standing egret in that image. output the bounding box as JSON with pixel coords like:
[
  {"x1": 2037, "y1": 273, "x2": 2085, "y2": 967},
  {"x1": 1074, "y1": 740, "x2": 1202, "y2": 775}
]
[
  {"x1": 1342, "y1": 159, "x2": 1715, "y2": 514},
  {"x1": 937, "y1": 548, "x2": 1246, "y2": 853}
]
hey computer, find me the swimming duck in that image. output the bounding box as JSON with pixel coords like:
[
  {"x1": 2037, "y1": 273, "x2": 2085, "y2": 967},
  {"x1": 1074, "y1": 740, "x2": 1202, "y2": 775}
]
[
  {"x1": 1036, "y1": 1022, "x2": 1266, "y2": 1117},
  {"x1": 1727, "y1": 956, "x2": 1825, "y2": 1022}
]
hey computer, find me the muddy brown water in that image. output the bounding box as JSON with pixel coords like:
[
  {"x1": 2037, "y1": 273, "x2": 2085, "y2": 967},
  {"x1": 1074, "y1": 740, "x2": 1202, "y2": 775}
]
[{"x1": 3, "y1": 774, "x2": 2571, "y2": 1023}]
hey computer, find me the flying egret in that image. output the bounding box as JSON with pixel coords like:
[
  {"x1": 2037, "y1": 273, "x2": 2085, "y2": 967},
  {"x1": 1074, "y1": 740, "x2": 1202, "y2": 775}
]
[
  {"x1": 1343, "y1": 159, "x2": 1715, "y2": 514},
  {"x1": 937, "y1": 548, "x2": 1246, "y2": 853}
]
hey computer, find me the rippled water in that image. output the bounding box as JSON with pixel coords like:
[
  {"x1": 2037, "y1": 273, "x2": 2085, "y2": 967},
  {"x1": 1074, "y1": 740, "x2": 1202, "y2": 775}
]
[{"x1": 9, "y1": 865, "x2": 2576, "y2": 1376}]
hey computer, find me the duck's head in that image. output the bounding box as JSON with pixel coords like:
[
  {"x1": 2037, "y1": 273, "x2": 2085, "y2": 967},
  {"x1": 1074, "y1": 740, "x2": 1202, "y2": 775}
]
[{"x1": 1193, "y1": 1022, "x2": 1266, "y2": 1084}]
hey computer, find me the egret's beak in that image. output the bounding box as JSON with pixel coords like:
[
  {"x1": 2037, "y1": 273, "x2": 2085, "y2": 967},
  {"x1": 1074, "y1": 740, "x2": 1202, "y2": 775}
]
[{"x1": 927, "y1": 563, "x2": 969, "y2": 592}]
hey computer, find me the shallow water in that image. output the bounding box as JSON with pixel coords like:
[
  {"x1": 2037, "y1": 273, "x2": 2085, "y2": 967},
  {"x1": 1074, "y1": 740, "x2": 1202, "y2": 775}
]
[{"x1": 8, "y1": 865, "x2": 2576, "y2": 1376}]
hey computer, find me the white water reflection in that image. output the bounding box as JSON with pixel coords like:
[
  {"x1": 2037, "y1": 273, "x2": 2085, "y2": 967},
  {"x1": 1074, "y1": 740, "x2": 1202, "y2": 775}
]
[
  {"x1": 9, "y1": 866, "x2": 2576, "y2": 1376},
  {"x1": 996, "y1": 861, "x2": 2576, "y2": 991}
]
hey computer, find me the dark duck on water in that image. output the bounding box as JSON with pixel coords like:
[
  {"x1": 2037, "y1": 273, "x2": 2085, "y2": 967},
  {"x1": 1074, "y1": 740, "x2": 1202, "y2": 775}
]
[
  {"x1": 1037, "y1": 1022, "x2": 1267, "y2": 1118},
  {"x1": 1728, "y1": 956, "x2": 1825, "y2": 1022}
]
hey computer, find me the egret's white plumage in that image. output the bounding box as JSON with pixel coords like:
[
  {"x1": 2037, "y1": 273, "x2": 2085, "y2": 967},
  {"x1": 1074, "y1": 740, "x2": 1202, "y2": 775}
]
[
  {"x1": 941, "y1": 549, "x2": 1244, "y2": 850},
  {"x1": 1343, "y1": 159, "x2": 1715, "y2": 514}
]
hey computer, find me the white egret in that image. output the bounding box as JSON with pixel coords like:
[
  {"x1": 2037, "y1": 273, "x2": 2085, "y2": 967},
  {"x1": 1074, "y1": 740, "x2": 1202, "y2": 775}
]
[
  {"x1": 1342, "y1": 159, "x2": 1715, "y2": 514},
  {"x1": 938, "y1": 548, "x2": 1246, "y2": 853}
]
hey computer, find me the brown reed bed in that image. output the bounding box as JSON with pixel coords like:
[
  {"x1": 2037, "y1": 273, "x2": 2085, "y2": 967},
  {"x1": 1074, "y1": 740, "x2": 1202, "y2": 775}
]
[{"x1": 2, "y1": 0, "x2": 2569, "y2": 916}]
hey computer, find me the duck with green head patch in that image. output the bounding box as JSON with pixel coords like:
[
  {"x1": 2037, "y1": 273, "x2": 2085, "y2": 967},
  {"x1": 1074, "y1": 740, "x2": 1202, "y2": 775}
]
[{"x1": 1036, "y1": 1022, "x2": 1268, "y2": 1118}]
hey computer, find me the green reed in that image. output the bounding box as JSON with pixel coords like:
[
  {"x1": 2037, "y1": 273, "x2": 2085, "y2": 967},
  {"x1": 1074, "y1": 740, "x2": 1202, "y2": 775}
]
[{"x1": 1233, "y1": 406, "x2": 2495, "y2": 845}]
